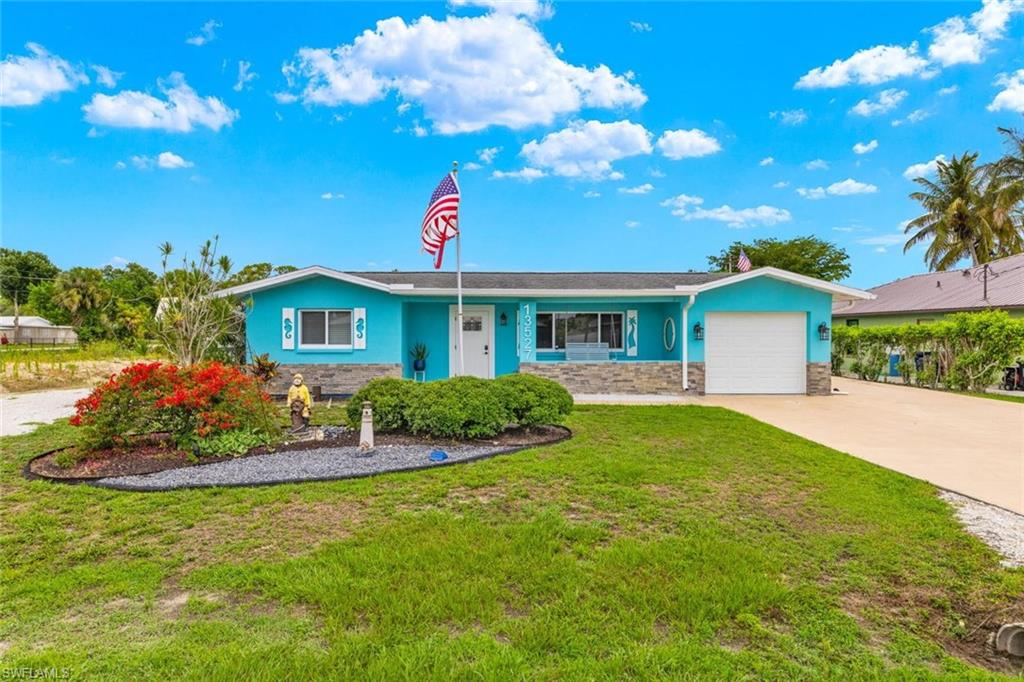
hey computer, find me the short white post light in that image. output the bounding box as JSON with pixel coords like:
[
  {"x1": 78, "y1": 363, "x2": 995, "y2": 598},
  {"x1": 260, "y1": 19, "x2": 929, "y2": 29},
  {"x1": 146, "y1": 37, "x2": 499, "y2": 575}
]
[{"x1": 359, "y1": 401, "x2": 374, "y2": 452}]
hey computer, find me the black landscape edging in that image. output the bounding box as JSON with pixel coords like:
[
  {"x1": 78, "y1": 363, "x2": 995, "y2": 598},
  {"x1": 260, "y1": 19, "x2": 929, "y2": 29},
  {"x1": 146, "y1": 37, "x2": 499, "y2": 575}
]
[{"x1": 22, "y1": 425, "x2": 573, "y2": 492}]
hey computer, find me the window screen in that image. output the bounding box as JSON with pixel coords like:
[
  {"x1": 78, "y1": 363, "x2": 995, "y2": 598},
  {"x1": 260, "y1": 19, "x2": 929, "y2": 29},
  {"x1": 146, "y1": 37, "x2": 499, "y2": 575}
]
[
  {"x1": 328, "y1": 310, "x2": 352, "y2": 345},
  {"x1": 300, "y1": 311, "x2": 326, "y2": 345}
]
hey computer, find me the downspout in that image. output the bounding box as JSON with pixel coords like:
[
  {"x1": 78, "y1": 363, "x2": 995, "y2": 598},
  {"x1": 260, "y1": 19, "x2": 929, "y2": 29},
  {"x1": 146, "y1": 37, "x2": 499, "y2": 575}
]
[{"x1": 682, "y1": 294, "x2": 696, "y2": 392}]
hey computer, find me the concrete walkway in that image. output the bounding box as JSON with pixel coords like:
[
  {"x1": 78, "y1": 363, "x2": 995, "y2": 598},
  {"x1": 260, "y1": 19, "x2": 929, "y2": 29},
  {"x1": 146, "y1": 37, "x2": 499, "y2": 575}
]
[
  {"x1": 0, "y1": 387, "x2": 90, "y2": 437},
  {"x1": 707, "y1": 377, "x2": 1024, "y2": 514}
]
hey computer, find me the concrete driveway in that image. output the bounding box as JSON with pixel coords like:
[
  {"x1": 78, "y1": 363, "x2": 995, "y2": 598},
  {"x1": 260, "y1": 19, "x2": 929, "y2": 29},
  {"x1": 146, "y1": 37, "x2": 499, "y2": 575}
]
[
  {"x1": 706, "y1": 377, "x2": 1024, "y2": 514},
  {"x1": 1, "y1": 387, "x2": 90, "y2": 437}
]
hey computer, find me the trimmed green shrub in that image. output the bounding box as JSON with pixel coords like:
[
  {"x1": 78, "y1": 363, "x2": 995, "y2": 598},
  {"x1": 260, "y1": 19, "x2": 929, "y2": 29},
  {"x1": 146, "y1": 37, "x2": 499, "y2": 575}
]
[
  {"x1": 831, "y1": 310, "x2": 1024, "y2": 391},
  {"x1": 404, "y1": 376, "x2": 510, "y2": 439},
  {"x1": 495, "y1": 373, "x2": 573, "y2": 427},
  {"x1": 346, "y1": 377, "x2": 420, "y2": 431}
]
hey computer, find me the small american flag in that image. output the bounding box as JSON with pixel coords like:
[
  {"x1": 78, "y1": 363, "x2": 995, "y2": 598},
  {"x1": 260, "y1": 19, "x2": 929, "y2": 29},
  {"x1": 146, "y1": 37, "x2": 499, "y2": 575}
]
[
  {"x1": 421, "y1": 172, "x2": 460, "y2": 269},
  {"x1": 737, "y1": 248, "x2": 752, "y2": 272}
]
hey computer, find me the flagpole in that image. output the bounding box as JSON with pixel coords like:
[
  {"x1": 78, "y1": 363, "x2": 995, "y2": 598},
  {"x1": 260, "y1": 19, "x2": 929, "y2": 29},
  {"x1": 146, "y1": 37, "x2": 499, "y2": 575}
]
[{"x1": 453, "y1": 161, "x2": 464, "y2": 377}]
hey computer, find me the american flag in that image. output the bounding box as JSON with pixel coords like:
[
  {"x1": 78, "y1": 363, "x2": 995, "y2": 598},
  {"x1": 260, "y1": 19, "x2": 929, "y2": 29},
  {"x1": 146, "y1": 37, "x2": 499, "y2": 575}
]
[
  {"x1": 737, "y1": 248, "x2": 752, "y2": 272},
  {"x1": 421, "y1": 172, "x2": 460, "y2": 269}
]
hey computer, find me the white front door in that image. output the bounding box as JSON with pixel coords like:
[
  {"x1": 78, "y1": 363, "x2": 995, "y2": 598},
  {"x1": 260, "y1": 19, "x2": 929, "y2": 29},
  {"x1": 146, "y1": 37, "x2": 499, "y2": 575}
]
[
  {"x1": 705, "y1": 312, "x2": 807, "y2": 394},
  {"x1": 450, "y1": 305, "x2": 495, "y2": 378}
]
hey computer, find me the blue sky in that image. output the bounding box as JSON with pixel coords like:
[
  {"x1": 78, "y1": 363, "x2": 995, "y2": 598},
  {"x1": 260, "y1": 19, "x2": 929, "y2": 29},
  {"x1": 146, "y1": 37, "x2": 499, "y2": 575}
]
[{"x1": 3, "y1": 1, "x2": 1023, "y2": 288}]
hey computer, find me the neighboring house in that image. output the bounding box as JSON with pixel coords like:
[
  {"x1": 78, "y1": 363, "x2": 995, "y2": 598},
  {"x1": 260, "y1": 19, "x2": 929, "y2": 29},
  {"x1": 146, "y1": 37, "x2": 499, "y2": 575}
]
[
  {"x1": 218, "y1": 266, "x2": 872, "y2": 396},
  {"x1": 833, "y1": 252, "x2": 1024, "y2": 328},
  {"x1": 0, "y1": 316, "x2": 78, "y2": 345}
]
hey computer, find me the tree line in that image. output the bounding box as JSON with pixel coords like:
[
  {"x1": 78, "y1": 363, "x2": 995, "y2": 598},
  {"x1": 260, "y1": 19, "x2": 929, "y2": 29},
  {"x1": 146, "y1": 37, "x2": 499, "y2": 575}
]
[{"x1": 0, "y1": 244, "x2": 295, "y2": 349}]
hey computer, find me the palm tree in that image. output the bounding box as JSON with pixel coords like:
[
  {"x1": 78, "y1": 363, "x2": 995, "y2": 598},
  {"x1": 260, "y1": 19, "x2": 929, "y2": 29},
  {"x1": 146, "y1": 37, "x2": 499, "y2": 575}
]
[
  {"x1": 53, "y1": 268, "x2": 107, "y2": 326},
  {"x1": 902, "y1": 153, "x2": 1016, "y2": 270},
  {"x1": 988, "y1": 128, "x2": 1024, "y2": 248}
]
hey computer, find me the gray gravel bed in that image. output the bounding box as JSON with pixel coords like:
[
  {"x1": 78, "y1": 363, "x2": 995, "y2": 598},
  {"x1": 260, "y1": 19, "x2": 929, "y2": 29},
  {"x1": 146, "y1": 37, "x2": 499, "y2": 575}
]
[
  {"x1": 940, "y1": 490, "x2": 1024, "y2": 568},
  {"x1": 94, "y1": 443, "x2": 512, "y2": 491}
]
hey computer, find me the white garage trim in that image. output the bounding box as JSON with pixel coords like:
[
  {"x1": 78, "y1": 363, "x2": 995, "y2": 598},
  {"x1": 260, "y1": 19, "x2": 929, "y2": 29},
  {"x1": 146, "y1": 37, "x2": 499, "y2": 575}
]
[{"x1": 705, "y1": 312, "x2": 806, "y2": 394}]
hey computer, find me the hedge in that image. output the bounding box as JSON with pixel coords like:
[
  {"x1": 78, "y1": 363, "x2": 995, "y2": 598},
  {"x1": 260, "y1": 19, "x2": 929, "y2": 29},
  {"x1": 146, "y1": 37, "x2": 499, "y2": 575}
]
[
  {"x1": 832, "y1": 310, "x2": 1024, "y2": 392},
  {"x1": 347, "y1": 374, "x2": 574, "y2": 439}
]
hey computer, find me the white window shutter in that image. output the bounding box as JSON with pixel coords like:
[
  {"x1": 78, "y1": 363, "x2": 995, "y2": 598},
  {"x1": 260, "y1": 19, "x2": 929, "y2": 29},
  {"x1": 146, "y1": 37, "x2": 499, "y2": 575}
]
[
  {"x1": 282, "y1": 308, "x2": 295, "y2": 350},
  {"x1": 353, "y1": 308, "x2": 366, "y2": 349},
  {"x1": 626, "y1": 309, "x2": 638, "y2": 357}
]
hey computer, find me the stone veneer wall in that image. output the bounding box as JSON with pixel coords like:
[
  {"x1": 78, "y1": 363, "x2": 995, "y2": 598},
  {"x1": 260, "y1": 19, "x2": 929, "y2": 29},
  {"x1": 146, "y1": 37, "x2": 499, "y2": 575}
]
[
  {"x1": 273, "y1": 363, "x2": 402, "y2": 397},
  {"x1": 520, "y1": 361, "x2": 689, "y2": 395},
  {"x1": 806, "y1": 362, "x2": 832, "y2": 396}
]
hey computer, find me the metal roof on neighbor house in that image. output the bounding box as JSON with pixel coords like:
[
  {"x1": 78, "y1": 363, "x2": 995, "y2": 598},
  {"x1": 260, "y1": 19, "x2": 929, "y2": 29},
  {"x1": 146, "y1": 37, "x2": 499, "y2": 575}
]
[
  {"x1": 833, "y1": 252, "x2": 1024, "y2": 316},
  {"x1": 355, "y1": 271, "x2": 731, "y2": 289},
  {"x1": 0, "y1": 316, "x2": 56, "y2": 328}
]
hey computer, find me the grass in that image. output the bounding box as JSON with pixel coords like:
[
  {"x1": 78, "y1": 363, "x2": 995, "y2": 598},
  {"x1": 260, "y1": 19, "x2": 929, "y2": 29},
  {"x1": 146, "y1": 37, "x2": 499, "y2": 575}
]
[
  {"x1": 2, "y1": 405, "x2": 1022, "y2": 680},
  {"x1": 968, "y1": 391, "x2": 1024, "y2": 404},
  {"x1": 0, "y1": 341, "x2": 162, "y2": 392}
]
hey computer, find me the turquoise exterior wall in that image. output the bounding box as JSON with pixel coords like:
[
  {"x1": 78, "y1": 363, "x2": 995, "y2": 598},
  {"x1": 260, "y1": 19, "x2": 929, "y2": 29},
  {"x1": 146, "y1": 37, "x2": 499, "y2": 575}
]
[
  {"x1": 687, "y1": 278, "x2": 833, "y2": 363},
  {"x1": 245, "y1": 277, "x2": 403, "y2": 364},
  {"x1": 244, "y1": 273, "x2": 836, "y2": 375}
]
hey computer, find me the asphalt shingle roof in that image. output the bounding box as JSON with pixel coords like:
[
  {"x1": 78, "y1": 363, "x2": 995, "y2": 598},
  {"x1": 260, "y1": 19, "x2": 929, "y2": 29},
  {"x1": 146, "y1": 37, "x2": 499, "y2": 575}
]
[
  {"x1": 355, "y1": 271, "x2": 731, "y2": 289},
  {"x1": 832, "y1": 252, "x2": 1024, "y2": 316}
]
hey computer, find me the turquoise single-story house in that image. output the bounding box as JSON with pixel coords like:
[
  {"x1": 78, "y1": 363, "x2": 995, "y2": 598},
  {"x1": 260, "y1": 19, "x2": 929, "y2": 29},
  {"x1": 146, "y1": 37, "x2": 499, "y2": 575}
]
[{"x1": 218, "y1": 266, "x2": 873, "y2": 396}]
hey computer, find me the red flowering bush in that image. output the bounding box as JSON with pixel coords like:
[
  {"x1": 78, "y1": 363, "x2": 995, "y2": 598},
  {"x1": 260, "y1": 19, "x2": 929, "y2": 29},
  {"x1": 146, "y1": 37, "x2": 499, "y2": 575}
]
[{"x1": 71, "y1": 361, "x2": 275, "y2": 453}]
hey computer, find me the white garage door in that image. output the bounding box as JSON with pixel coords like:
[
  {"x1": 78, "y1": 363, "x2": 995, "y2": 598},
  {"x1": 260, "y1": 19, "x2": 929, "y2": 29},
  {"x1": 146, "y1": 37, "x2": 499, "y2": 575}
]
[{"x1": 705, "y1": 313, "x2": 806, "y2": 394}]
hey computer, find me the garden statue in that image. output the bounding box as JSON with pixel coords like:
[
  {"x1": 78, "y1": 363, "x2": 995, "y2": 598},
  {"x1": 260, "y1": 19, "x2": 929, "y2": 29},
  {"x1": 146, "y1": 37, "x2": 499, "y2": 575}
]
[
  {"x1": 287, "y1": 373, "x2": 312, "y2": 431},
  {"x1": 359, "y1": 401, "x2": 374, "y2": 452}
]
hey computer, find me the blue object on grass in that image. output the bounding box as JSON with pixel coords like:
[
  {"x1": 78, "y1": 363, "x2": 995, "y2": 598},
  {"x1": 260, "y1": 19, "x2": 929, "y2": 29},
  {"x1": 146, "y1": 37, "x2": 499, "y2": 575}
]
[{"x1": 429, "y1": 450, "x2": 448, "y2": 462}]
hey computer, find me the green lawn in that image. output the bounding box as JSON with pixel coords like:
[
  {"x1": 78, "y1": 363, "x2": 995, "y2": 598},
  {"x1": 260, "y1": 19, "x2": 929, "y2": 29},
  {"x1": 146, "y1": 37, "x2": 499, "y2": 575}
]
[{"x1": 2, "y1": 405, "x2": 1022, "y2": 680}]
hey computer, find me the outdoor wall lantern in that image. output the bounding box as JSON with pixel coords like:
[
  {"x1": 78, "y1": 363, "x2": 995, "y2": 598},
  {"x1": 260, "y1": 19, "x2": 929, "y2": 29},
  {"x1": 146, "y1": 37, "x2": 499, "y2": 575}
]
[
  {"x1": 818, "y1": 322, "x2": 831, "y2": 341},
  {"x1": 499, "y1": 312, "x2": 508, "y2": 326},
  {"x1": 692, "y1": 322, "x2": 704, "y2": 341}
]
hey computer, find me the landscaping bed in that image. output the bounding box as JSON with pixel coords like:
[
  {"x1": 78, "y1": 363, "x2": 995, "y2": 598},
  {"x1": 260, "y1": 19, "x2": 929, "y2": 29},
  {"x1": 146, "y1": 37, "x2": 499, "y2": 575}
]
[{"x1": 26, "y1": 424, "x2": 570, "y2": 483}]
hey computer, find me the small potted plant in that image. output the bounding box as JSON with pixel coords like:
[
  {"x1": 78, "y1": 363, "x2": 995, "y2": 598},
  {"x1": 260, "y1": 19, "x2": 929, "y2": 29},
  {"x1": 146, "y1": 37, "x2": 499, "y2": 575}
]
[{"x1": 410, "y1": 342, "x2": 429, "y2": 372}]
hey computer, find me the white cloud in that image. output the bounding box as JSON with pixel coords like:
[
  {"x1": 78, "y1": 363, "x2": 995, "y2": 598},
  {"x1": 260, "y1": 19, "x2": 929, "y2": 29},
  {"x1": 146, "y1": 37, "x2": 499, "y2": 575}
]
[
  {"x1": 796, "y1": 186, "x2": 826, "y2": 200},
  {"x1": 0, "y1": 43, "x2": 89, "y2": 106},
  {"x1": 122, "y1": 152, "x2": 194, "y2": 170},
  {"x1": 648, "y1": 167, "x2": 665, "y2": 178},
  {"x1": 928, "y1": 0, "x2": 1021, "y2": 66},
  {"x1": 804, "y1": 158, "x2": 829, "y2": 170},
  {"x1": 186, "y1": 19, "x2": 221, "y2": 47},
  {"x1": 157, "y1": 151, "x2": 194, "y2": 169},
  {"x1": 853, "y1": 139, "x2": 879, "y2": 154},
  {"x1": 491, "y1": 167, "x2": 546, "y2": 181},
  {"x1": 520, "y1": 119, "x2": 652, "y2": 179},
  {"x1": 234, "y1": 61, "x2": 258, "y2": 92},
  {"x1": 83, "y1": 72, "x2": 239, "y2": 132},
  {"x1": 769, "y1": 109, "x2": 808, "y2": 125},
  {"x1": 759, "y1": 157, "x2": 774, "y2": 166},
  {"x1": 827, "y1": 178, "x2": 878, "y2": 195},
  {"x1": 106, "y1": 256, "x2": 129, "y2": 267},
  {"x1": 798, "y1": 179, "x2": 877, "y2": 198},
  {"x1": 618, "y1": 183, "x2": 653, "y2": 195},
  {"x1": 462, "y1": 162, "x2": 483, "y2": 171},
  {"x1": 656, "y1": 128, "x2": 721, "y2": 159},
  {"x1": 90, "y1": 64, "x2": 122, "y2": 88},
  {"x1": 903, "y1": 154, "x2": 946, "y2": 179},
  {"x1": 320, "y1": 192, "x2": 345, "y2": 200},
  {"x1": 629, "y1": 21, "x2": 652, "y2": 32},
  {"x1": 891, "y1": 108, "x2": 930, "y2": 126},
  {"x1": 772, "y1": 180, "x2": 790, "y2": 188},
  {"x1": 477, "y1": 146, "x2": 501, "y2": 164},
  {"x1": 988, "y1": 69, "x2": 1024, "y2": 113},
  {"x1": 795, "y1": 1, "x2": 1022, "y2": 89},
  {"x1": 277, "y1": 13, "x2": 645, "y2": 134},
  {"x1": 661, "y1": 193, "x2": 791, "y2": 228},
  {"x1": 624, "y1": 220, "x2": 641, "y2": 228},
  {"x1": 396, "y1": 101, "x2": 412, "y2": 115},
  {"x1": 874, "y1": 247, "x2": 888, "y2": 254},
  {"x1": 448, "y1": 0, "x2": 553, "y2": 20},
  {"x1": 796, "y1": 43, "x2": 929, "y2": 88},
  {"x1": 856, "y1": 233, "x2": 905, "y2": 246},
  {"x1": 583, "y1": 190, "x2": 601, "y2": 198},
  {"x1": 849, "y1": 88, "x2": 907, "y2": 116}
]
